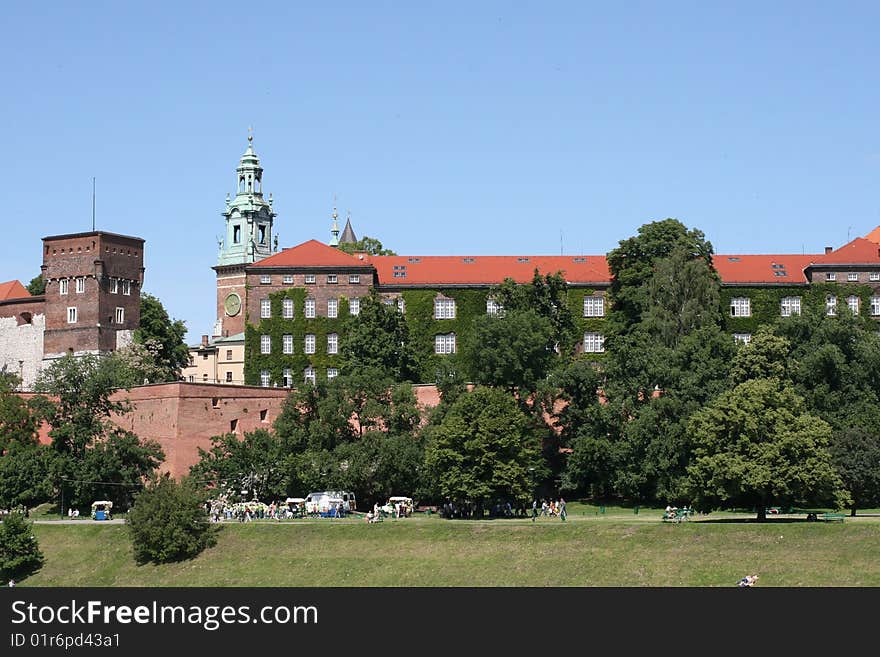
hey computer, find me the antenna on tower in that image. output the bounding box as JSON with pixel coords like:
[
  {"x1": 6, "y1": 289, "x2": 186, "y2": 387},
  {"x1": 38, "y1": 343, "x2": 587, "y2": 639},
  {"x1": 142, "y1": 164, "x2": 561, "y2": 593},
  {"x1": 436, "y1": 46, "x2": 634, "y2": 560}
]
[{"x1": 92, "y1": 177, "x2": 96, "y2": 231}]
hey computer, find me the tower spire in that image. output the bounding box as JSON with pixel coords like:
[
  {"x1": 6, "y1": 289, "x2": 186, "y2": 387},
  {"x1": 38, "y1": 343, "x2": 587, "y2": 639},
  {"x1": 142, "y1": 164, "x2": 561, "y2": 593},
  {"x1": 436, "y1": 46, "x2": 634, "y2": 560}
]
[{"x1": 329, "y1": 196, "x2": 340, "y2": 247}]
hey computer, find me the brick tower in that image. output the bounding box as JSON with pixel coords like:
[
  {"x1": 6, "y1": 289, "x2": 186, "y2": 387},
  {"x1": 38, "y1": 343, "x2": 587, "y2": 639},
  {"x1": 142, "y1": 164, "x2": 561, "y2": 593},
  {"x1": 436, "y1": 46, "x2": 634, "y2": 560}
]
[{"x1": 40, "y1": 231, "x2": 144, "y2": 361}]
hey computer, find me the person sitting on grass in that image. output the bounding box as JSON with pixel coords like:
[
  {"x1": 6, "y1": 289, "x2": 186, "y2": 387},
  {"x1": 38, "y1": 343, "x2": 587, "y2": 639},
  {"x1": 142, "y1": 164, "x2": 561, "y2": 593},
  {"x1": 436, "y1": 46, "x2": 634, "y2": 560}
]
[{"x1": 737, "y1": 574, "x2": 759, "y2": 587}]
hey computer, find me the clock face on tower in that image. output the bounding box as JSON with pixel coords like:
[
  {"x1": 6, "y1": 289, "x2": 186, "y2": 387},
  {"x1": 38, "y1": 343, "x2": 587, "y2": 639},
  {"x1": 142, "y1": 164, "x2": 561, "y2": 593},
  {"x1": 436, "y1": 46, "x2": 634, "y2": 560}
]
[{"x1": 224, "y1": 293, "x2": 242, "y2": 317}]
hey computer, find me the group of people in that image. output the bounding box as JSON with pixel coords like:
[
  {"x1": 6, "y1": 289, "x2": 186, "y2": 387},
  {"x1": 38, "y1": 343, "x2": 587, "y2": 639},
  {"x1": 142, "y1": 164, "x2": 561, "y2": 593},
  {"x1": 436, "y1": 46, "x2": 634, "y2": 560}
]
[
  {"x1": 663, "y1": 504, "x2": 692, "y2": 520},
  {"x1": 205, "y1": 499, "x2": 302, "y2": 523},
  {"x1": 531, "y1": 498, "x2": 567, "y2": 521}
]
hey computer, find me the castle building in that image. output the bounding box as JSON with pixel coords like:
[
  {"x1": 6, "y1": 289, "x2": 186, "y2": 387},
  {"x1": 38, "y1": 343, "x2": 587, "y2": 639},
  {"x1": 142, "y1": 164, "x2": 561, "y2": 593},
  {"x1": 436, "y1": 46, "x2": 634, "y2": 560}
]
[
  {"x1": 0, "y1": 231, "x2": 144, "y2": 389},
  {"x1": 187, "y1": 140, "x2": 880, "y2": 388}
]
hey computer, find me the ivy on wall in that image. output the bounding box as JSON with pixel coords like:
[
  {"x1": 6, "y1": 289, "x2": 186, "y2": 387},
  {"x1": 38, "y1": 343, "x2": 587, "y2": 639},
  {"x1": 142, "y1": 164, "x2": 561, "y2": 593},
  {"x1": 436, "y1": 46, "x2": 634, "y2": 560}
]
[{"x1": 720, "y1": 283, "x2": 875, "y2": 334}]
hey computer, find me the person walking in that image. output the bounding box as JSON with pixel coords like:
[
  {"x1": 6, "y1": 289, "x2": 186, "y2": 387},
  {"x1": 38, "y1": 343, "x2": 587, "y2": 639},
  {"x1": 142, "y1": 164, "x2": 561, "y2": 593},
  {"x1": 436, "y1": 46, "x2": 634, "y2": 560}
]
[
  {"x1": 531, "y1": 499, "x2": 538, "y2": 522},
  {"x1": 559, "y1": 498, "x2": 567, "y2": 522}
]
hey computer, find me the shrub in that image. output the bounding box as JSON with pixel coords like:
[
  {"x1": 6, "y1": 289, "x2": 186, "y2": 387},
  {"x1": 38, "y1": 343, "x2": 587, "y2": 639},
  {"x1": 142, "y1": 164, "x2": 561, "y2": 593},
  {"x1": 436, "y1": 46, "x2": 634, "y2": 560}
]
[
  {"x1": 126, "y1": 475, "x2": 217, "y2": 564},
  {"x1": 0, "y1": 512, "x2": 44, "y2": 581}
]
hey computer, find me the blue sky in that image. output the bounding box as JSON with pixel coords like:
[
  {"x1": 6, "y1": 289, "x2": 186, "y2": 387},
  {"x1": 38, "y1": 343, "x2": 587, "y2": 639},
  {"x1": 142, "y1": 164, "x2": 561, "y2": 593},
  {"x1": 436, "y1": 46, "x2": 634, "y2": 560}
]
[{"x1": 2, "y1": 2, "x2": 879, "y2": 342}]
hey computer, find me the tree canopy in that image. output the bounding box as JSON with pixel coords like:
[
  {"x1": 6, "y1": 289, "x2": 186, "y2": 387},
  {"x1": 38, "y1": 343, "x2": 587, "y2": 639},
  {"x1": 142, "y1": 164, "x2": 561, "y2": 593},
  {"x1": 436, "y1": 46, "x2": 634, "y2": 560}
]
[
  {"x1": 337, "y1": 236, "x2": 397, "y2": 256},
  {"x1": 134, "y1": 293, "x2": 189, "y2": 382}
]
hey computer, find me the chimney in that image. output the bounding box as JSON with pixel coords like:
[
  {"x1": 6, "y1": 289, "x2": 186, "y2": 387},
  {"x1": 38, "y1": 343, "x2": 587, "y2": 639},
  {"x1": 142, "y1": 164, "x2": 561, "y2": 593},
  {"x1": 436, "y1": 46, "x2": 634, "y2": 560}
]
[
  {"x1": 201, "y1": 334, "x2": 208, "y2": 347},
  {"x1": 824, "y1": 246, "x2": 833, "y2": 255}
]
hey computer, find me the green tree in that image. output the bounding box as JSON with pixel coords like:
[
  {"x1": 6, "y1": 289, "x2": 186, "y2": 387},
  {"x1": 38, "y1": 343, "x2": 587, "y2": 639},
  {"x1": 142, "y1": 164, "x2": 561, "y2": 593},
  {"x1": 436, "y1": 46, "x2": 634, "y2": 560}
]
[
  {"x1": 606, "y1": 218, "x2": 714, "y2": 336},
  {"x1": 191, "y1": 429, "x2": 288, "y2": 502},
  {"x1": 74, "y1": 431, "x2": 164, "y2": 510},
  {"x1": 685, "y1": 378, "x2": 849, "y2": 520},
  {"x1": 126, "y1": 475, "x2": 217, "y2": 564},
  {"x1": 0, "y1": 375, "x2": 43, "y2": 451},
  {"x1": 829, "y1": 429, "x2": 880, "y2": 517},
  {"x1": 339, "y1": 290, "x2": 416, "y2": 381},
  {"x1": 135, "y1": 293, "x2": 189, "y2": 382},
  {"x1": 424, "y1": 387, "x2": 542, "y2": 513},
  {"x1": 0, "y1": 444, "x2": 57, "y2": 510},
  {"x1": 462, "y1": 310, "x2": 555, "y2": 395},
  {"x1": 26, "y1": 274, "x2": 45, "y2": 296},
  {"x1": 729, "y1": 326, "x2": 790, "y2": 384},
  {"x1": 337, "y1": 236, "x2": 397, "y2": 256},
  {"x1": 0, "y1": 512, "x2": 44, "y2": 581}
]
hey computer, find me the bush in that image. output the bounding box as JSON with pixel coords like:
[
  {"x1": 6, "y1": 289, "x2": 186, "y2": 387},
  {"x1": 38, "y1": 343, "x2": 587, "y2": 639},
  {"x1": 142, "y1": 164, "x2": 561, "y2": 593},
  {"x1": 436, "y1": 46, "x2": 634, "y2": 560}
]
[
  {"x1": 126, "y1": 475, "x2": 217, "y2": 564},
  {"x1": 0, "y1": 512, "x2": 44, "y2": 581}
]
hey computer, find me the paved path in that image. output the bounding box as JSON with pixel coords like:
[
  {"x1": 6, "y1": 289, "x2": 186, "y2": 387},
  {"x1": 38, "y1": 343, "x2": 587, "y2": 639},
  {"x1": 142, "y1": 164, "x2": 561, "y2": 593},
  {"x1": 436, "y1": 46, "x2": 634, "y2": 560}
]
[{"x1": 32, "y1": 519, "x2": 125, "y2": 524}]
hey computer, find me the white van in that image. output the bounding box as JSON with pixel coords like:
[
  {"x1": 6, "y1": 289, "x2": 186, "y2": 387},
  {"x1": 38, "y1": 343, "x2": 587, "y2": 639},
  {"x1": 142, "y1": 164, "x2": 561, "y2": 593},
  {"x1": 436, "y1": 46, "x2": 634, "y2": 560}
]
[{"x1": 305, "y1": 490, "x2": 357, "y2": 514}]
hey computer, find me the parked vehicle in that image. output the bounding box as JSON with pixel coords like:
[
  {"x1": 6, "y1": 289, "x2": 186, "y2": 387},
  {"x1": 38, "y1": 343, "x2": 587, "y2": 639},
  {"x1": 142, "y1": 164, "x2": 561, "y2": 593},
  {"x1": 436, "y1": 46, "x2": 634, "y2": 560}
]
[
  {"x1": 91, "y1": 500, "x2": 113, "y2": 521},
  {"x1": 304, "y1": 491, "x2": 357, "y2": 514},
  {"x1": 381, "y1": 496, "x2": 414, "y2": 517}
]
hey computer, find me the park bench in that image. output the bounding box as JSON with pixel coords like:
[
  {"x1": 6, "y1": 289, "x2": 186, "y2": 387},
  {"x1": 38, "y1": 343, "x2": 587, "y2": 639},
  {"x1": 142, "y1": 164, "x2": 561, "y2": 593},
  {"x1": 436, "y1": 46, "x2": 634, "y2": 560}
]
[{"x1": 821, "y1": 513, "x2": 845, "y2": 523}]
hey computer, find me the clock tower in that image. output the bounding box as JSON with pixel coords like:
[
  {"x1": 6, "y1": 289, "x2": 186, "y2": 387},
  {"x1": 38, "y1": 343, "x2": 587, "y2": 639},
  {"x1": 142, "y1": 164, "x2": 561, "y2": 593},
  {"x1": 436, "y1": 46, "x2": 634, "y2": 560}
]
[{"x1": 213, "y1": 133, "x2": 278, "y2": 337}]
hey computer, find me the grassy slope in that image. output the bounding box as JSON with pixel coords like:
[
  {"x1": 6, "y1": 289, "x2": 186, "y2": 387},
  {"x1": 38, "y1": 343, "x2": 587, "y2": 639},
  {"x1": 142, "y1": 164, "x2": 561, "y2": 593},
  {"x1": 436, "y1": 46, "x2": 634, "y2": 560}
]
[{"x1": 22, "y1": 511, "x2": 880, "y2": 587}]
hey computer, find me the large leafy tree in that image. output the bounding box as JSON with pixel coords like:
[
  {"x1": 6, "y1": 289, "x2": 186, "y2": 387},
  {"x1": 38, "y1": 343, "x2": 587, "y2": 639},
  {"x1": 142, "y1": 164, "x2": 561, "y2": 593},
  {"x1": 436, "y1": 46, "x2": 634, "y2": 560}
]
[
  {"x1": 0, "y1": 444, "x2": 57, "y2": 510},
  {"x1": 135, "y1": 293, "x2": 189, "y2": 382},
  {"x1": 424, "y1": 386, "x2": 542, "y2": 512},
  {"x1": 685, "y1": 378, "x2": 849, "y2": 520},
  {"x1": 0, "y1": 512, "x2": 44, "y2": 581},
  {"x1": 191, "y1": 429, "x2": 288, "y2": 503},
  {"x1": 339, "y1": 291, "x2": 417, "y2": 381},
  {"x1": 462, "y1": 310, "x2": 555, "y2": 395},
  {"x1": 0, "y1": 374, "x2": 43, "y2": 452},
  {"x1": 33, "y1": 354, "x2": 165, "y2": 510},
  {"x1": 126, "y1": 475, "x2": 217, "y2": 564},
  {"x1": 606, "y1": 218, "x2": 714, "y2": 337},
  {"x1": 829, "y1": 429, "x2": 880, "y2": 517}
]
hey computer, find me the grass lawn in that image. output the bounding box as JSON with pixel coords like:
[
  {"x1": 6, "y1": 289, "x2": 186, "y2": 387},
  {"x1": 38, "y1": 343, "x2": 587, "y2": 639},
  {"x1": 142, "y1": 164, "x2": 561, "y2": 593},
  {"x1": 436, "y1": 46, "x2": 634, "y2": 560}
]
[{"x1": 19, "y1": 505, "x2": 880, "y2": 587}]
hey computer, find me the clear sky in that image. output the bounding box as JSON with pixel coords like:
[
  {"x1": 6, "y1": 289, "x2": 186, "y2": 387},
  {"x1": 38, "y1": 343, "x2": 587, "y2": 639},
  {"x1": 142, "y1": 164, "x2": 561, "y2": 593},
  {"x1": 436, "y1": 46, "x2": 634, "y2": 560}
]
[{"x1": 2, "y1": 2, "x2": 879, "y2": 343}]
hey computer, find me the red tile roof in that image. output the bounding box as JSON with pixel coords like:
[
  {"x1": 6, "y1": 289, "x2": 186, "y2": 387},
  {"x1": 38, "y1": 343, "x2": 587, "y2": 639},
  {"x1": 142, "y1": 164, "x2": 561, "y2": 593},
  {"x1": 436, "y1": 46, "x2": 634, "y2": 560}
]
[
  {"x1": 0, "y1": 280, "x2": 30, "y2": 301},
  {"x1": 367, "y1": 255, "x2": 611, "y2": 286},
  {"x1": 864, "y1": 226, "x2": 880, "y2": 244},
  {"x1": 712, "y1": 255, "x2": 818, "y2": 285},
  {"x1": 250, "y1": 240, "x2": 369, "y2": 268},
  {"x1": 808, "y1": 237, "x2": 880, "y2": 265}
]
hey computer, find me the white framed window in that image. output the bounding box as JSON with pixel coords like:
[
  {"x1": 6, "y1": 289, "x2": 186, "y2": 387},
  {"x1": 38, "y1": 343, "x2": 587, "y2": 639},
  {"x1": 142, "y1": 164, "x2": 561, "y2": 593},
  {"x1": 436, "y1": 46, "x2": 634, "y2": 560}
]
[
  {"x1": 282, "y1": 368, "x2": 292, "y2": 387},
  {"x1": 59, "y1": 279, "x2": 68, "y2": 295},
  {"x1": 304, "y1": 367, "x2": 316, "y2": 384},
  {"x1": 780, "y1": 296, "x2": 801, "y2": 317},
  {"x1": 327, "y1": 298, "x2": 338, "y2": 318},
  {"x1": 327, "y1": 333, "x2": 338, "y2": 354},
  {"x1": 848, "y1": 273, "x2": 859, "y2": 282},
  {"x1": 260, "y1": 298, "x2": 271, "y2": 319},
  {"x1": 583, "y1": 296, "x2": 605, "y2": 317},
  {"x1": 260, "y1": 334, "x2": 271, "y2": 354},
  {"x1": 260, "y1": 274, "x2": 271, "y2": 284},
  {"x1": 871, "y1": 296, "x2": 880, "y2": 316},
  {"x1": 282, "y1": 298, "x2": 294, "y2": 319},
  {"x1": 435, "y1": 333, "x2": 456, "y2": 354},
  {"x1": 847, "y1": 295, "x2": 860, "y2": 315},
  {"x1": 305, "y1": 334, "x2": 316, "y2": 354},
  {"x1": 283, "y1": 275, "x2": 294, "y2": 284},
  {"x1": 349, "y1": 274, "x2": 360, "y2": 284},
  {"x1": 122, "y1": 280, "x2": 131, "y2": 295},
  {"x1": 733, "y1": 333, "x2": 752, "y2": 344},
  {"x1": 434, "y1": 298, "x2": 456, "y2": 319},
  {"x1": 115, "y1": 307, "x2": 124, "y2": 324},
  {"x1": 870, "y1": 272, "x2": 880, "y2": 282},
  {"x1": 583, "y1": 332, "x2": 605, "y2": 353},
  {"x1": 730, "y1": 297, "x2": 751, "y2": 317},
  {"x1": 486, "y1": 298, "x2": 502, "y2": 316},
  {"x1": 826, "y1": 294, "x2": 837, "y2": 316},
  {"x1": 282, "y1": 334, "x2": 293, "y2": 354},
  {"x1": 327, "y1": 367, "x2": 338, "y2": 380},
  {"x1": 826, "y1": 272, "x2": 836, "y2": 282},
  {"x1": 67, "y1": 307, "x2": 77, "y2": 324},
  {"x1": 75, "y1": 277, "x2": 85, "y2": 293},
  {"x1": 305, "y1": 274, "x2": 316, "y2": 284},
  {"x1": 109, "y1": 278, "x2": 118, "y2": 294},
  {"x1": 349, "y1": 298, "x2": 360, "y2": 316},
  {"x1": 305, "y1": 298, "x2": 316, "y2": 318},
  {"x1": 327, "y1": 274, "x2": 337, "y2": 284},
  {"x1": 260, "y1": 370, "x2": 270, "y2": 387}
]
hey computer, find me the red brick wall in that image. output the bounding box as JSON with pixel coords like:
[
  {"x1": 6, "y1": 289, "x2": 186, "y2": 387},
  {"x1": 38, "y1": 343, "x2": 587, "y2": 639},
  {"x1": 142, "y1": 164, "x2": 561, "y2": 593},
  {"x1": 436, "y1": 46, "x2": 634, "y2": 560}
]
[{"x1": 215, "y1": 266, "x2": 247, "y2": 337}]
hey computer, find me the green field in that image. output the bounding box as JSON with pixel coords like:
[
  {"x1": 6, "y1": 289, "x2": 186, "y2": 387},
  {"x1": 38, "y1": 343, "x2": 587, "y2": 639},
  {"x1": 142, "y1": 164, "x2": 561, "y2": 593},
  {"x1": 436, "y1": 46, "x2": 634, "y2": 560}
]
[{"x1": 18, "y1": 505, "x2": 880, "y2": 587}]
